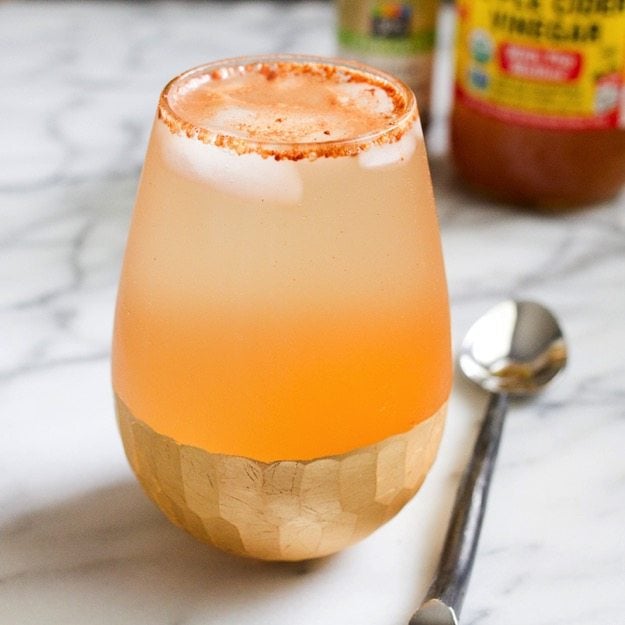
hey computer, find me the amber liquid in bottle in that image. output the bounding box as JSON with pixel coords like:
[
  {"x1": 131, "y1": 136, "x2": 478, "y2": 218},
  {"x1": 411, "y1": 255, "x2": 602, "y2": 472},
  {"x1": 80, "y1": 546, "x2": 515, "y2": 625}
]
[
  {"x1": 452, "y1": 105, "x2": 625, "y2": 207},
  {"x1": 451, "y1": 1, "x2": 625, "y2": 208}
]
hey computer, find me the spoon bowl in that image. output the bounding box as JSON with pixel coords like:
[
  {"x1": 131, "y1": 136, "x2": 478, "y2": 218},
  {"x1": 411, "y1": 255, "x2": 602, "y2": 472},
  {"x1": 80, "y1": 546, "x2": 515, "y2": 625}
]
[{"x1": 459, "y1": 300, "x2": 567, "y2": 396}]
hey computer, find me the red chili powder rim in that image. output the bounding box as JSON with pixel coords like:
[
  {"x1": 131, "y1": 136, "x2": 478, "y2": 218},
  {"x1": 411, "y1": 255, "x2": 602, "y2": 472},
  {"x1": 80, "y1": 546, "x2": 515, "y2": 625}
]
[{"x1": 158, "y1": 54, "x2": 418, "y2": 161}]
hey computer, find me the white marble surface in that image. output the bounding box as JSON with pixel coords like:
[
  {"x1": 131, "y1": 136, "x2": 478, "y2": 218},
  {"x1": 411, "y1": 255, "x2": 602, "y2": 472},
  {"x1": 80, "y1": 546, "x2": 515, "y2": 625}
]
[{"x1": 2, "y1": 2, "x2": 624, "y2": 624}]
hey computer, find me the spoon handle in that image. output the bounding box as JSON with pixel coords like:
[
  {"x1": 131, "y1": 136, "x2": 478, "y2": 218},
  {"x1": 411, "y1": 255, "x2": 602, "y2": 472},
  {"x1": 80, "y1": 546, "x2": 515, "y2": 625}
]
[{"x1": 414, "y1": 392, "x2": 508, "y2": 621}]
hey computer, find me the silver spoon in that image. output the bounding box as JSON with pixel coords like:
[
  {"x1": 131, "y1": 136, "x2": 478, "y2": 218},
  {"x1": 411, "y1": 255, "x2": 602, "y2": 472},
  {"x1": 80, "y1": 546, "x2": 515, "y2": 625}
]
[{"x1": 409, "y1": 300, "x2": 567, "y2": 625}]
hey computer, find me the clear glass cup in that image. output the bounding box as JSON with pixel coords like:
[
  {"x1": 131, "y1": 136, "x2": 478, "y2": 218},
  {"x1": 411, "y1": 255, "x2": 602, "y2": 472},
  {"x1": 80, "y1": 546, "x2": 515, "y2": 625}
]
[{"x1": 112, "y1": 55, "x2": 451, "y2": 561}]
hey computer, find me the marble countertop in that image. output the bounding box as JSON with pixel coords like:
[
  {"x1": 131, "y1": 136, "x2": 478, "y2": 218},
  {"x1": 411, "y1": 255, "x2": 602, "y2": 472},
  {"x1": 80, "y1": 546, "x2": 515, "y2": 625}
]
[{"x1": 2, "y1": 2, "x2": 624, "y2": 624}]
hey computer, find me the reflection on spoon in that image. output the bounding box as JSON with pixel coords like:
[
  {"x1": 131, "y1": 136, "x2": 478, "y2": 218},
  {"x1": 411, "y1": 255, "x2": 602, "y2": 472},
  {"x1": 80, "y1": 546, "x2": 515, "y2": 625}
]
[{"x1": 410, "y1": 301, "x2": 567, "y2": 625}]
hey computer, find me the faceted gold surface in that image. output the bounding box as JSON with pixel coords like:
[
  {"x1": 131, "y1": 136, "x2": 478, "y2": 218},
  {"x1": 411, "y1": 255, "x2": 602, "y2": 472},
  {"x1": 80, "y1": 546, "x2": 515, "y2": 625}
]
[{"x1": 116, "y1": 396, "x2": 446, "y2": 561}]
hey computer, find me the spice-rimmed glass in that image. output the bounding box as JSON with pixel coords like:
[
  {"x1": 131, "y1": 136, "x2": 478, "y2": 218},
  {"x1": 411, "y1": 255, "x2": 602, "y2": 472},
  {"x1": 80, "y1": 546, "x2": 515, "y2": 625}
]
[{"x1": 112, "y1": 54, "x2": 451, "y2": 561}]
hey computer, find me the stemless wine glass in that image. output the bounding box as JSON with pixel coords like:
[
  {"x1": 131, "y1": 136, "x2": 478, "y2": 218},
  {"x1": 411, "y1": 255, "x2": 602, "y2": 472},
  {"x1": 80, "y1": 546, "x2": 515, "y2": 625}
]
[{"x1": 112, "y1": 55, "x2": 451, "y2": 561}]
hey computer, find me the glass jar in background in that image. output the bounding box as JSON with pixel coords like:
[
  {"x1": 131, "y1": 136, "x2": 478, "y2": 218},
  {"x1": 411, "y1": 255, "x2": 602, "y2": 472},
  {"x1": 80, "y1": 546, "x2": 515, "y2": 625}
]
[
  {"x1": 337, "y1": 0, "x2": 440, "y2": 129},
  {"x1": 451, "y1": 0, "x2": 625, "y2": 209}
]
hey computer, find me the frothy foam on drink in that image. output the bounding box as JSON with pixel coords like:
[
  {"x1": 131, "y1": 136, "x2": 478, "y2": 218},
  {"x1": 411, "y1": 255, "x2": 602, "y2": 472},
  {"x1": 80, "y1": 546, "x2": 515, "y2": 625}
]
[
  {"x1": 173, "y1": 77, "x2": 397, "y2": 144},
  {"x1": 158, "y1": 59, "x2": 417, "y2": 160}
]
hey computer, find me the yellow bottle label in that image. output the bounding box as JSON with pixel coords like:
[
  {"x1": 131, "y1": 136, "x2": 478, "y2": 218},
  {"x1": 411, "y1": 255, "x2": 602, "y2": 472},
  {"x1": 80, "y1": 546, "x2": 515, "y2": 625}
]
[{"x1": 455, "y1": 0, "x2": 625, "y2": 129}]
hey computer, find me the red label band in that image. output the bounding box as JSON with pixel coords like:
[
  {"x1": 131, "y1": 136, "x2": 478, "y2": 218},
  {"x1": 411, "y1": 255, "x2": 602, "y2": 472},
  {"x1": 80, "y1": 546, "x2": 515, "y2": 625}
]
[
  {"x1": 455, "y1": 84, "x2": 620, "y2": 130},
  {"x1": 498, "y1": 44, "x2": 582, "y2": 83}
]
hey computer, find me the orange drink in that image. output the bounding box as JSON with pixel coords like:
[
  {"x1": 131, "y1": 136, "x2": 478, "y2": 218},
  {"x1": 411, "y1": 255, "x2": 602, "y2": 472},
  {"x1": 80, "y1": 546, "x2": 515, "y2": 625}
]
[{"x1": 112, "y1": 55, "x2": 451, "y2": 561}]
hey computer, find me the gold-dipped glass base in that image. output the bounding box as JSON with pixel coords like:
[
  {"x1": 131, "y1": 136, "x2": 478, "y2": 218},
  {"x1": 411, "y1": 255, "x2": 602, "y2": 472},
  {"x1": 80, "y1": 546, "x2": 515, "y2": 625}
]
[{"x1": 115, "y1": 396, "x2": 447, "y2": 561}]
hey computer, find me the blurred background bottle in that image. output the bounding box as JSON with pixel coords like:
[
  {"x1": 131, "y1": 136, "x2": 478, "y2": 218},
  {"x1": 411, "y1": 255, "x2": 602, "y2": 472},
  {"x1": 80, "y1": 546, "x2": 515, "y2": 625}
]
[
  {"x1": 337, "y1": 0, "x2": 440, "y2": 129},
  {"x1": 451, "y1": 0, "x2": 625, "y2": 209}
]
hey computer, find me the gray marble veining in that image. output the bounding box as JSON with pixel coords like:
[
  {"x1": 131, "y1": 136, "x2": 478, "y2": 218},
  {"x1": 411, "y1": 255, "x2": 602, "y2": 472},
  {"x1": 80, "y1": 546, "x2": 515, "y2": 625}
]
[{"x1": 2, "y1": 2, "x2": 624, "y2": 625}]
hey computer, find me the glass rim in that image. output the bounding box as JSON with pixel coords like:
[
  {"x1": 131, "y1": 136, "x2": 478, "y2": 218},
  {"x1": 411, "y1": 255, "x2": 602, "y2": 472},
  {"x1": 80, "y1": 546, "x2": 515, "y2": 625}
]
[{"x1": 157, "y1": 54, "x2": 418, "y2": 159}]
